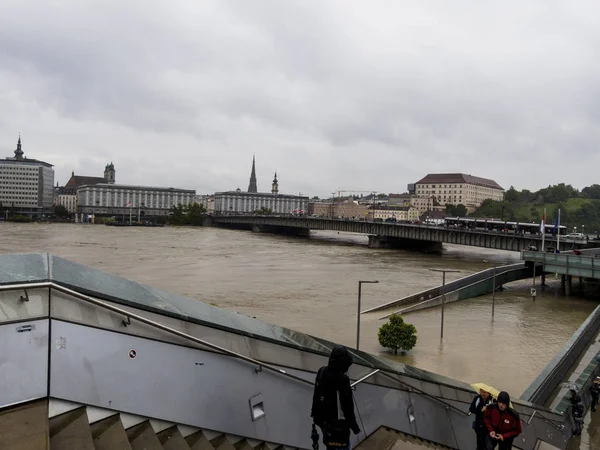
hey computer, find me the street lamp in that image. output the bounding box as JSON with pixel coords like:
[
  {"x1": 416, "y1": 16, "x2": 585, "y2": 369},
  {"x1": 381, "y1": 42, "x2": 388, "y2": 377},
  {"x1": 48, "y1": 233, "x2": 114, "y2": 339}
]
[
  {"x1": 430, "y1": 269, "x2": 460, "y2": 340},
  {"x1": 357, "y1": 280, "x2": 379, "y2": 350},
  {"x1": 483, "y1": 260, "x2": 497, "y2": 318}
]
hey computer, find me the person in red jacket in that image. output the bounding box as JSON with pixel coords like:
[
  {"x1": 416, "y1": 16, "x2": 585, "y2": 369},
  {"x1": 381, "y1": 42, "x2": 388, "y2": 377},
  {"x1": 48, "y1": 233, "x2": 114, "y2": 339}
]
[{"x1": 483, "y1": 391, "x2": 522, "y2": 450}]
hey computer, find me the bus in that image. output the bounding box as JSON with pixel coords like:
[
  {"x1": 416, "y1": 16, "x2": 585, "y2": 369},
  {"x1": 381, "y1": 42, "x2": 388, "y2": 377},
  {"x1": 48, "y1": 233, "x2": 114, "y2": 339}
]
[{"x1": 443, "y1": 217, "x2": 567, "y2": 236}]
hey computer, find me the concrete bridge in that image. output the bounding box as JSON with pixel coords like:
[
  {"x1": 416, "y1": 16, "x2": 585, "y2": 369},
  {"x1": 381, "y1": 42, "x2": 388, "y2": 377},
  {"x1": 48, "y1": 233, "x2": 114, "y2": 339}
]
[{"x1": 209, "y1": 215, "x2": 596, "y2": 252}]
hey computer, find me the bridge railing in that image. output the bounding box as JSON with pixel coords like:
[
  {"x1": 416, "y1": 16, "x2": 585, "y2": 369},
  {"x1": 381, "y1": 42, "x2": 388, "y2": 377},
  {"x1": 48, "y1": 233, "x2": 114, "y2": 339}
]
[{"x1": 362, "y1": 262, "x2": 525, "y2": 314}]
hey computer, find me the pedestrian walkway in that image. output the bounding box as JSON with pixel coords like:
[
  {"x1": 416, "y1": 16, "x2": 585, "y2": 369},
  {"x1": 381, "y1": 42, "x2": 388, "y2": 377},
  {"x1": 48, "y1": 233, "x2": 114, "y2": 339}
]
[
  {"x1": 567, "y1": 408, "x2": 600, "y2": 450},
  {"x1": 549, "y1": 329, "x2": 600, "y2": 411}
]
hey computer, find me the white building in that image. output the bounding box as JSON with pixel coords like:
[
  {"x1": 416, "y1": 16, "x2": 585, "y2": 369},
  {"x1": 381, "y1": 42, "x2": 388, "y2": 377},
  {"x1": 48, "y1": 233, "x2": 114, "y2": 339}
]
[
  {"x1": 77, "y1": 184, "x2": 196, "y2": 217},
  {"x1": 214, "y1": 158, "x2": 308, "y2": 215},
  {"x1": 214, "y1": 189, "x2": 308, "y2": 215},
  {"x1": 367, "y1": 206, "x2": 420, "y2": 222},
  {"x1": 195, "y1": 195, "x2": 215, "y2": 214},
  {"x1": 56, "y1": 163, "x2": 115, "y2": 213},
  {"x1": 0, "y1": 137, "x2": 54, "y2": 217},
  {"x1": 413, "y1": 173, "x2": 504, "y2": 213}
]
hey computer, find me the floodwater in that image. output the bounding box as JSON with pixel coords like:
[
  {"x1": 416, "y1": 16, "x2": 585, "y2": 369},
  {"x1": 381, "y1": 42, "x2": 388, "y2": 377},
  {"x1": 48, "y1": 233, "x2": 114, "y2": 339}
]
[{"x1": 1, "y1": 223, "x2": 597, "y2": 396}]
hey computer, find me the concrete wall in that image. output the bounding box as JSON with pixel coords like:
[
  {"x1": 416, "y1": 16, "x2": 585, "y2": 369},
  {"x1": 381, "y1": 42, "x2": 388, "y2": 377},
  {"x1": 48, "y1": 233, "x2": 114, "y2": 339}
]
[{"x1": 522, "y1": 303, "x2": 600, "y2": 406}]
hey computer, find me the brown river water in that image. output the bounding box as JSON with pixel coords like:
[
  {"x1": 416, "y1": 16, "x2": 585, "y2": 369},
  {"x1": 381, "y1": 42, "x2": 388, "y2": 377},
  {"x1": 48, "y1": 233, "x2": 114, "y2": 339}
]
[{"x1": 1, "y1": 223, "x2": 597, "y2": 397}]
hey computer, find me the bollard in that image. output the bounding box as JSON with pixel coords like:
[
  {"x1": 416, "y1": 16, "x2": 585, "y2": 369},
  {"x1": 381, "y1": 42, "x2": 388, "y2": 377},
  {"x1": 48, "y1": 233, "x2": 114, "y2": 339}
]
[{"x1": 530, "y1": 287, "x2": 537, "y2": 301}]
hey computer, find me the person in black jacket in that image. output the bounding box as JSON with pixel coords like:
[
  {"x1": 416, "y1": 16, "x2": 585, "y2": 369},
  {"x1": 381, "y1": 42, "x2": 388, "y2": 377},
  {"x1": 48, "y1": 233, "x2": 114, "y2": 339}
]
[
  {"x1": 590, "y1": 377, "x2": 600, "y2": 412},
  {"x1": 470, "y1": 388, "x2": 493, "y2": 450},
  {"x1": 311, "y1": 346, "x2": 360, "y2": 450}
]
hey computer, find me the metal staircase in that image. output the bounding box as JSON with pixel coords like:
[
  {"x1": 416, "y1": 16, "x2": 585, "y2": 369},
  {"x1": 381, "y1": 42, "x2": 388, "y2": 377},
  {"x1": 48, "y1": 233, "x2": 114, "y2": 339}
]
[{"x1": 0, "y1": 399, "x2": 302, "y2": 450}]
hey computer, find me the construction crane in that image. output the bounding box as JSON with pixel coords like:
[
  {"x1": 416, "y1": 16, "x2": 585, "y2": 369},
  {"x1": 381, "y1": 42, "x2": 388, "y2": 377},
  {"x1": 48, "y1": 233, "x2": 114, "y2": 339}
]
[{"x1": 336, "y1": 190, "x2": 378, "y2": 200}]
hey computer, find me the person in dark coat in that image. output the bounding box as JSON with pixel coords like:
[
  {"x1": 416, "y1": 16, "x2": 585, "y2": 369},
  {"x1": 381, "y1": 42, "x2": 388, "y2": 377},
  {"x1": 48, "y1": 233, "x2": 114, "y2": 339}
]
[
  {"x1": 570, "y1": 390, "x2": 584, "y2": 436},
  {"x1": 484, "y1": 391, "x2": 522, "y2": 450},
  {"x1": 470, "y1": 388, "x2": 493, "y2": 450},
  {"x1": 311, "y1": 346, "x2": 360, "y2": 450},
  {"x1": 590, "y1": 377, "x2": 600, "y2": 412}
]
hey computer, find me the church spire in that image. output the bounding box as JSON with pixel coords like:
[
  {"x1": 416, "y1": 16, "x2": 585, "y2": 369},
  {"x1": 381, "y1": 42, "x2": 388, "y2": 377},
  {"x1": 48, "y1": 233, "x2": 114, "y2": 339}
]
[
  {"x1": 14, "y1": 135, "x2": 24, "y2": 160},
  {"x1": 271, "y1": 171, "x2": 279, "y2": 195},
  {"x1": 248, "y1": 154, "x2": 258, "y2": 193}
]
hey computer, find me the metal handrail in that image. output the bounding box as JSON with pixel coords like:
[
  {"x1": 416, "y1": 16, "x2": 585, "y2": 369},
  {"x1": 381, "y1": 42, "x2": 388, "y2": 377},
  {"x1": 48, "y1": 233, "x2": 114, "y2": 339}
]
[
  {"x1": 0, "y1": 281, "x2": 570, "y2": 433},
  {"x1": 0, "y1": 281, "x2": 314, "y2": 387},
  {"x1": 379, "y1": 265, "x2": 524, "y2": 319},
  {"x1": 378, "y1": 371, "x2": 470, "y2": 417},
  {"x1": 351, "y1": 369, "x2": 380, "y2": 388}
]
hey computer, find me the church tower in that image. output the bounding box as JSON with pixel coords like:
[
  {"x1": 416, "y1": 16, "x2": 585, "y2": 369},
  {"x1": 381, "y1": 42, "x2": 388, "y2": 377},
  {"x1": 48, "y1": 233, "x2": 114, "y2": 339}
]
[
  {"x1": 104, "y1": 162, "x2": 116, "y2": 184},
  {"x1": 271, "y1": 172, "x2": 279, "y2": 194},
  {"x1": 14, "y1": 135, "x2": 24, "y2": 160},
  {"x1": 247, "y1": 155, "x2": 258, "y2": 193}
]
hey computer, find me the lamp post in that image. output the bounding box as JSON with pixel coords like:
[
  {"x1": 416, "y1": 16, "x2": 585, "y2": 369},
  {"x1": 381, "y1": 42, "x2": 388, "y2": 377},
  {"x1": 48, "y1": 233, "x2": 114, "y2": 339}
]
[
  {"x1": 430, "y1": 269, "x2": 460, "y2": 340},
  {"x1": 484, "y1": 260, "x2": 497, "y2": 318},
  {"x1": 357, "y1": 280, "x2": 379, "y2": 350}
]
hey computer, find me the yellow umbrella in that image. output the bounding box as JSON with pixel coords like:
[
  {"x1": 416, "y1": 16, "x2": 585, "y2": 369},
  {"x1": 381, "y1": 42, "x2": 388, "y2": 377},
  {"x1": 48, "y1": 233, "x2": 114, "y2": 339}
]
[{"x1": 471, "y1": 383, "x2": 513, "y2": 408}]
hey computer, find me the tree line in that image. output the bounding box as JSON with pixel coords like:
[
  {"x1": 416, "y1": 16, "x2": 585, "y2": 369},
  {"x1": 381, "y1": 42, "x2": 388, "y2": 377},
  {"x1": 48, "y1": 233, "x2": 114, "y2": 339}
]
[{"x1": 472, "y1": 183, "x2": 600, "y2": 232}]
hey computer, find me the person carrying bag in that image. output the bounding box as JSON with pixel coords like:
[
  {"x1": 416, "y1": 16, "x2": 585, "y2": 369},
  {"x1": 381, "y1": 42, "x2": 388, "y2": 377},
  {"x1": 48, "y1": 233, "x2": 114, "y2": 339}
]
[{"x1": 311, "y1": 346, "x2": 361, "y2": 450}]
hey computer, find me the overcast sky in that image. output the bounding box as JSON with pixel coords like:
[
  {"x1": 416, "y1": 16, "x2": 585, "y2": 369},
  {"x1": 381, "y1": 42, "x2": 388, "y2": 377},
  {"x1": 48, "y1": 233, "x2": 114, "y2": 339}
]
[{"x1": 1, "y1": 1, "x2": 598, "y2": 197}]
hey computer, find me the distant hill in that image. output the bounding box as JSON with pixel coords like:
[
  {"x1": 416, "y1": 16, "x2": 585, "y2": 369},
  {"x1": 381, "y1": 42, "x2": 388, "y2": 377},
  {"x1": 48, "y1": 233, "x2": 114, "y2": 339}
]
[{"x1": 471, "y1": 184, "x2": 600, "y2": 234}]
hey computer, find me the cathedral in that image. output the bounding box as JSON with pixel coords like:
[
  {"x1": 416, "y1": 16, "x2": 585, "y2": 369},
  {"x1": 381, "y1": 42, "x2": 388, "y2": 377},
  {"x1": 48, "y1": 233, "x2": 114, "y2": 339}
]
[{"x1": 213, "y1": 156, "x2": 307, "y2": 214}]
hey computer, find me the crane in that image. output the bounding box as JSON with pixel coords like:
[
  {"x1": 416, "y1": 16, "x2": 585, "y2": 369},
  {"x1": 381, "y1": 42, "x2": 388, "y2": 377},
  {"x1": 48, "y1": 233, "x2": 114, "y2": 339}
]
[{"x1": 336, "y1": 190, "x2": 378, "y2": 200}]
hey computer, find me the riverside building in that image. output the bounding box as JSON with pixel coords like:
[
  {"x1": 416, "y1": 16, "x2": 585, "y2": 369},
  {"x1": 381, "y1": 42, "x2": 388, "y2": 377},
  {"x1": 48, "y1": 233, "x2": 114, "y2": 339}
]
[
  {"x1": 412, "y1": 173, "x2": 504, "y2": 213},
  {"x1": 214, "y1": 156, "x2": 308, "y2": 215},
  {"x1": 77, "y1": 183, "x2": 196, "y2": 218},
  {"x1": 0, "y1": 136, "x2": 54, "y2": 217}
]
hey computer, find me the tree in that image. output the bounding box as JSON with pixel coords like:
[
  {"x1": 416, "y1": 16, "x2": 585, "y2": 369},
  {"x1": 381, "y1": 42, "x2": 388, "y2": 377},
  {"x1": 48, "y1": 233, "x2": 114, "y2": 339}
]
[
  {"x1": 53, "y1": 205, "x2": 69, "y2": 217},
  {"x1": 378, "y1": 314, "x2": 417, "y2": 355},
  {"x1": 445, "y1": 203, "x2": 468, "y2": 217}
]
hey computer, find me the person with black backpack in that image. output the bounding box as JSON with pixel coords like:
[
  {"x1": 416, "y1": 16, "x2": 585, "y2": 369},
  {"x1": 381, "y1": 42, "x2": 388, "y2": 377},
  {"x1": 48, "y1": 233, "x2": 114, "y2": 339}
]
[{"x1": 311, "y1": 346, "x2": 360, "y2": 449}]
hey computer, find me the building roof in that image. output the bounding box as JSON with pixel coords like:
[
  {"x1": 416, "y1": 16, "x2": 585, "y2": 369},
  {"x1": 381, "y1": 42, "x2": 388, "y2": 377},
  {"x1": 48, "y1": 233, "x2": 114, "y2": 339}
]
[
  {"x1": 216, "y1": 191, "x2": 308, "y2": 199},
  {"x1": 79, "y1": 183, "x2": 195, "y2": 193},
  {"x1": 389, "y1": 193, "x2": 412, "y2": 199},
  {"x1": 419, "y1": 210, "x2": 448, "y2": 221},
  {"x1": 415, "y1": 173, "x2": 503, "y2": 190},
  {"x1": 64, "y1": 175, "x2": 106, "y2": 189}
]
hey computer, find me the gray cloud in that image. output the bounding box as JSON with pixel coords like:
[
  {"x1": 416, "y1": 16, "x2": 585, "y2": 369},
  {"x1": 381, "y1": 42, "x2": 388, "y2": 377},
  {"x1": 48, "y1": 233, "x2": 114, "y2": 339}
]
[{"x1": 1, "y1": 0, "x2": 600, "y2": 197}]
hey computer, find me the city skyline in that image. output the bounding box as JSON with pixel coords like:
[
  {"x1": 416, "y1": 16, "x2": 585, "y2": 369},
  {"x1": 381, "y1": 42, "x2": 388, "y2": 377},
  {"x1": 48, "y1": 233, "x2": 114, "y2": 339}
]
[{"x1": 2, "y1": 1, "x2": 599, "y2": 197}]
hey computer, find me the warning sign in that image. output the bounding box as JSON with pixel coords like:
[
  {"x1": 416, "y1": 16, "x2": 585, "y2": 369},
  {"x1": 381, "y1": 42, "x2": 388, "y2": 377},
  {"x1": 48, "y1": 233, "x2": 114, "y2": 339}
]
[{"x1": 129, "y1": 349, "x2": 137, "y2": 359}]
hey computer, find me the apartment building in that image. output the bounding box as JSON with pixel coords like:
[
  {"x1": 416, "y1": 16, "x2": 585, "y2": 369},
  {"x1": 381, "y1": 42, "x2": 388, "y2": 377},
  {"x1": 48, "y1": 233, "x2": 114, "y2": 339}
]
[{"x1": 0, "y1": 137, "x2": 54, "y2": 216}]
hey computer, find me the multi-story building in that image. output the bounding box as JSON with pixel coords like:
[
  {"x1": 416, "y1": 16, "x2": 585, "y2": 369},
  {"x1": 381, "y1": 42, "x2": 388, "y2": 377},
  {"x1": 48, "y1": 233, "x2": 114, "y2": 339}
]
[
  {"x1": 214, "y1": 158, "x2": 308, "y2": 215},
  {"x1": 0, "y1": 137, "x2": 54, "y2": 217},
  {"x1": 413, "y1": 173, "x2": 504, "y2": 213},
  {"x1": 195, "y1": 195, "x2": 215, "y2": 214},
  {"x1": 367, "y1": 206, "x2": 420, "y2": 222},
  {"x1": 388, "y1": 193, "x2": 443, "y2": 216},
  {"x1": 77, "y1": 184, "x2": 196, "y2": 218},
  {"x1": 309, "y1": 200, "x2": 368, "y2": 219},
  {"x1": 56, "y1": 163, "x2": 114, "y2": 213}
]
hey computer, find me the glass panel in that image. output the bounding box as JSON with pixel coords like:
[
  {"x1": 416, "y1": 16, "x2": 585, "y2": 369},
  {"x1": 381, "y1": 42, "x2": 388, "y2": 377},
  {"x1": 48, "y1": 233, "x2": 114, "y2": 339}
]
[
  {"x1": 33, "y1": 254, "x2": 482, "y2": 391},
  {"x1": 0, "y1": 253, "x2": 49, "y2": 285}
]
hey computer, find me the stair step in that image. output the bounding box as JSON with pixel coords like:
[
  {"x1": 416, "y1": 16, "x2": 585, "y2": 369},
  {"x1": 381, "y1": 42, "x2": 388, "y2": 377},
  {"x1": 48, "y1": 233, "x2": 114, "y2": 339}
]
[
  {"x1": 126, "y1": 421, "x2": 164, "y2": 450},
  {"x1": 0, "y1": 399, "x2": 49, "y2": 450},
  {"x1": 90, "y1": 414, "x2": 133, "y2": 450},
  {"x1": 49, "y1": 406, "x2": 95, "y2": 450},
  {"x1": 157, "y1": 426, "x2": 191, "y2": 450},
  {"x1": 210, "y1": 435, "x2": 236, "y2": 450},
  {"x1": 186, "y1": 431, "x2": 216, "y2": 450}
]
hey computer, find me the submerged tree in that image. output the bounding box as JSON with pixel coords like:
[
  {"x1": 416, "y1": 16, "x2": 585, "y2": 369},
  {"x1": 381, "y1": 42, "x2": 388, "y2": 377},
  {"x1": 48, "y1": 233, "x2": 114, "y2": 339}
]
[{"x1": 378, "y1": 314, "x2": 417, "y2": 355}]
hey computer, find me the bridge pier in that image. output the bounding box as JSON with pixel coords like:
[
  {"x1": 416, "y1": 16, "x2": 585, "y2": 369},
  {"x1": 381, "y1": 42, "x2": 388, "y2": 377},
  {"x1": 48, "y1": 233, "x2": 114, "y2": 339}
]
[
  {"x1": 368, "y1": 235, "x2": 442, "y2": 253},
  {"x1": 565, "y1": 275, "x2": 572, "y2": 296}
]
